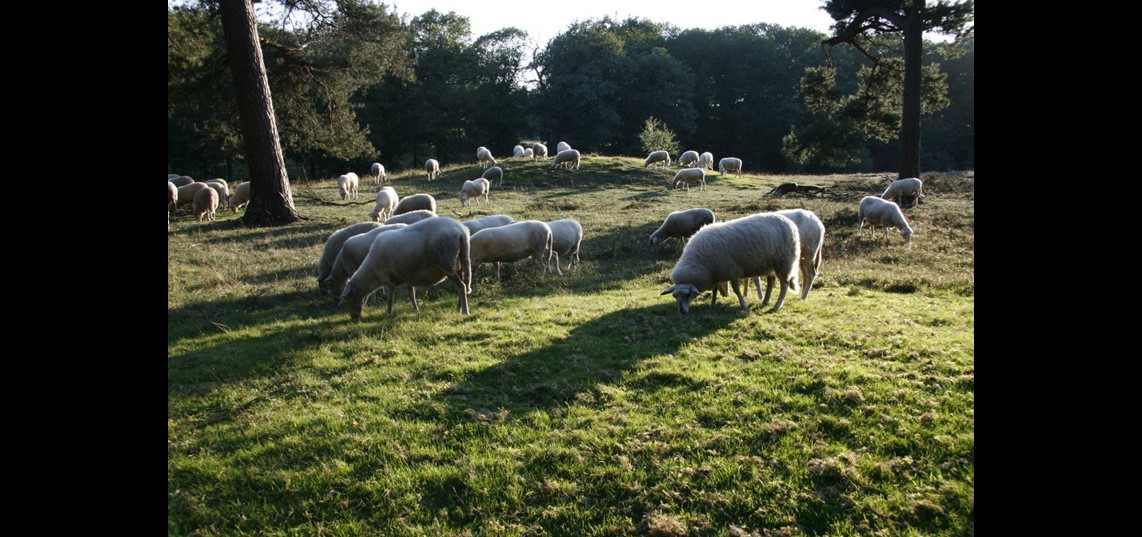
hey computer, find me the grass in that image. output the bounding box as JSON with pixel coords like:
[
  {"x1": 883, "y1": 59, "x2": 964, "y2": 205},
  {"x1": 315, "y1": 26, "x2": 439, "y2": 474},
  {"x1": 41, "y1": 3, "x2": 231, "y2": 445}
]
[{"x1": 169, "y1": 156, "x2": 974, "y2": 536}]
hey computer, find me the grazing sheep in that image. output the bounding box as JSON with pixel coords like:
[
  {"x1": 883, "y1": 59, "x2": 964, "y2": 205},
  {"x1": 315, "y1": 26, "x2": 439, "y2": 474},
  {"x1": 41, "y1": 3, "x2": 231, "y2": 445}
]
[
  {"x1": 168, "y1": 181, "x2": 178, "y2": 218},
  {"x1": 176, "y1": 182, "x2": 211, "y2": 209},
  {"x1": 858, "y1": 196, "x2": 913, "y2": 243},
  {"x1": 649, "y1": 208, "x2": 716, "y2": 249},
  {"x1": 556, "y1": 141, "x2": 571, "y2": 153},
  {"x1": 337, "y1": 172, "x2": 360, "y2": 200},
  {"x1": 552, "y1": 149, "x2": 581, "y2": 170},
  {"x1": 340, "y1": 217, "x2": 473, "y2": 319},
  {"x1": 169, "y1": 175, "x2": 195, "y2": 187},
  {"x1": 316, "y1": 221, "x2": 385, "y2": 291},
  {"x1": 644, "y1": 150, "x2": 672, "y2": 168},
  {"x1": 678, "y1": 150, "x2": 700, "y2": 168},
  {"x1": 774, "y1": 209, "x2": 825, "y2": 300},
  {"x1": 881, "y1": 177, "x2": 925, "y2": 208},
  {"x1": 203, "y1": 178, "x2": 230, "y2": 207},
  {"x1": 193, "y1": 186, "x2": 219, "y2": 222},
  {"x1": 698, "y1": 152, "x2": 714, "y2": 170},
  {"x1": 370, "y1": 186, "x2": 399, "y2": 222},
  {"x1": 476, "y1": 147, "x2": 497, "y2": 169},
  {"x1": 426, "y1": 159, "x2": 441, "y2": 182},
  {"x1": 532, "y1": 143, "x2": 548, "y2": 159},
  {"x1": 229, "y1": 181, "x2": 251, "y2": 212},
  {"x1": 481, "y1": 166, "x2": 504, "y2": 186},
  {"x1": 319, "y1": 223, "x2": 409, "y2": 296},
  {"x1": 392, "y1": 193, "x2": 437, "y2": 216},
  {"x1": 671, "y1": 167, "x2": 706, "y2": 191},
  {"x1": 661, "y1": 213, "x2": 800, "y2": 314},
  {"x1": 718, "y1": 157, "x2": 742, "y2": 177},
  {"x1": 546, "y1": 218, "x2": 583, "y2": 275},
  {"x1": 462, "y1": 214, "x2": 516, "y2": 235},
  {"x1": 370, "y1": 162, "x2": 387, "y2": 185},
  {"x1": 524, "y1": 148, "x2": 534, "y2": 158},
  {"x1": 386, "y1": 209, "x2": 437, "y2": 225},
  {"x1": 459, "y1": 178, "x2": 491, "y2": 207},
  {"x1": 469, "y1": 220, "x2": 554, "y2": 282},
  {"x1": 765, "y1": 182, "x2": 826, "y2": 199},
  {"x1": 512, "y1": 145, "x2": 525, "y2": 158},
  {"x1": 168, "y1": 173, "x2": 182, "y2": 181}
]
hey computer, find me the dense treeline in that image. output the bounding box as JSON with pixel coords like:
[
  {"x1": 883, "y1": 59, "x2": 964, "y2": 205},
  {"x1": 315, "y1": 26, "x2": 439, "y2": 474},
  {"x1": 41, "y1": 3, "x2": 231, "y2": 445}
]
[{"x1": 168, "y1": 3, "x2": 973, "y2": 181}]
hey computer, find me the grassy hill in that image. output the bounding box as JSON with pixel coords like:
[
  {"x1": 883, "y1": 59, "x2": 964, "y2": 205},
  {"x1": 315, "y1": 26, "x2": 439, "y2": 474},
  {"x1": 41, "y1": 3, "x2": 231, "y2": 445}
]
[{"x1": 168, "y1": 155, "x2": 974, "y2": 536}]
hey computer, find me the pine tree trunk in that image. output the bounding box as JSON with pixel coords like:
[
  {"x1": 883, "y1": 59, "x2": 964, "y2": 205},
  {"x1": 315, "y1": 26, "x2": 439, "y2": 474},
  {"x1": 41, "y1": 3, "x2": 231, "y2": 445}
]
[
  {"x1": 898, "y1": 1, "x2": 924, "y2": 180},
  {"x1": 219, "y1": 0, "x2": 299, "y2": 226}
]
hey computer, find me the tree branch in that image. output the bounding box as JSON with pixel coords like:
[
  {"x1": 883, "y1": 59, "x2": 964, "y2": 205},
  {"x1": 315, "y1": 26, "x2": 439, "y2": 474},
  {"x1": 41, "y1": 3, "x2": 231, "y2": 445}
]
[{"x1": 822, "y1": 7, "x2": 908, "y2": 47}]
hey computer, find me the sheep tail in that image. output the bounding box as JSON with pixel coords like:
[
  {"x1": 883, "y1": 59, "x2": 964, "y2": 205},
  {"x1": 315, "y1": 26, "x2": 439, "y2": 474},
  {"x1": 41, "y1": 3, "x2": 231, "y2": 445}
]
[{"x1": 459, "y1": 234, "x2": 472, "y2": 295}]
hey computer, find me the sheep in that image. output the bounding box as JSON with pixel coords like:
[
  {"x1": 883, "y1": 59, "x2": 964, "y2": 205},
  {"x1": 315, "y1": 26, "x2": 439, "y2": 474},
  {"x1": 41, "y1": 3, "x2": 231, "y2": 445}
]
[
  {"x1": 671, "y1": 167, "x2": 706, "y2": 191},
  {"x1": 773, "y1": 209, "x2": 825, "y2": 300},
  {"x1": 392, "y1": 193, "x2": 437, "y2": 216},
  {"x1": 644, "y1": 150, "x2": 671, "y2": 168},
  {"x1": 319, "y1": 223, "x2": 409, "y2": 296},
  {"x1": 881, "y1": 177, "x2": 925, "y2": 208},
  {"x1": 167, "y1": 173, "x2": 182, "y2": 181},
  {"x1": 661, "y1": 213, "x2": 800, "y2": 314},
  {"x1": 337, "y1": 172, "x2": 360, "y2": 200},
  {"x1": 193, "y1": 186, "x2": 219, "y2": 222},
  {"x1": 203, "y1": 178, "x2": 230, "y2": 207},
  {"x1": 370, "y1": 162, "x2": 387, "y2": 185},
  {"x1": 476, "y1": 147, "x2": 497, "y2": 169},
  {"x1": 698, "y1": 152, "x2": 714, "y2": 170},
  {"x1": 459, "y1": 178, "x2": 491, "y2": 207},
  {"x1": 546, "y1": 218, "x2": 583, "y2": 275},
  {"x1": 512, "y1": 145, "x2": 525, "y2": 158},
  {"x1": 718, "y1": 157, "x2": 742, "y2": 177},
  {"x1": 532, "y1": 143, "x2": 548, "y2": 159},
  {"x1": 678, "y1": 150, "x2": 700, "y2": 168},
  {"x1": 552, "y1": 149, "x2": 581, "y2": 170},
  {"x1": 340, "y1": 217, "x2": 473, "y2": 319},
  {"x1": 229, "y1": 181, "x2": 251, "y2": 212},
  {"x1": 649, "y1": 208, "x2": 716, "y2": 249},
  {"x1": 370, "y1": 186, "x2": 399, "y2": 222},
  {"x1": 386, "y1": 209, "x2": 437, "y2": 225},
  {"x1": 858, "y1": 196, "x2": 913, "y2": 243},
  {"x1": 556, "y1": 141, "x2": 571, "y2": 153},
  {"x1": 425, "y1": 159, "x2": 441, "y2": 182},
  {"x1": 481, "y1": 166, "x2": 504, "y2": 187},
  {"x1": 316, "y1": 221, "x2": 385, "y2": 291},
  {"x1": 169, "y1": 175, "x2": 195, "y2": 187},
  {"x1": 524, "y1": 148, "x2": 534, "y2": 158},
  {"x1": 176, "y1": 182, "x2": 210, "y2": 209},
  {"x1": 462, "y1": 214, "x2": 516, "y2": 235},
  {"x1": 469, "y1": 220, "x2": 554, "y2": 282},
  {"x1": 167, "y1": 181, "x2": 178, "y2": 217}
]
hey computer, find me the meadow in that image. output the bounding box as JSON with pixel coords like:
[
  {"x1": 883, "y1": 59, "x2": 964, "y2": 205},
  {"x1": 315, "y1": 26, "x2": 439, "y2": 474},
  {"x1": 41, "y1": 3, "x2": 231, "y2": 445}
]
[{"x1": 168, "y1": 156, "x2": 974, "y2": 536}]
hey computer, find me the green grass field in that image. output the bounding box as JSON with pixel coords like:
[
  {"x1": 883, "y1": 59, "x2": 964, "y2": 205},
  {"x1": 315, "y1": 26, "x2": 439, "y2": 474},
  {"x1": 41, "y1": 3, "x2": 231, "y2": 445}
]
[{"x1": 168, "y1": 157, "x2": 974, "y2": 536}]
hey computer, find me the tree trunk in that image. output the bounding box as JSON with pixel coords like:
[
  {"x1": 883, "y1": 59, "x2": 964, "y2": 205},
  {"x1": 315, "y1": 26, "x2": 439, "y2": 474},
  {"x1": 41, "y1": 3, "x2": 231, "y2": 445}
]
[
  {"x1": 219, "y1": 0, "x2": 299, "y2": 226},
  {"x1": 898, "y1": 1, "x2": 924, "y2": 179}
]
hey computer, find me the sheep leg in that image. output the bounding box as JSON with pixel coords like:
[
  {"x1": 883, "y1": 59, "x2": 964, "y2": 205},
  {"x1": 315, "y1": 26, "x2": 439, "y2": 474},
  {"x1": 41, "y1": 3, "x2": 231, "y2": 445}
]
[
  {"x1": 407, "y1": 286, "x2": 420, "y2": 313},
  {"x1": 761, "y1": 276, "x2": 775, "y2": 307},
  {"x1": 495, "y1": 262, "x2": 502, "y2": 283},
  {"x1": 552, "y1": 253, "x2": 564, "y2": 276},
  {"x1": 730, "y1": 279, "x2": 748, "y2": 312},
  {"x1": 770, "y1": 278, "x2": 790, "y2": 312},
  {"x1": 386, "y1": 285, "x2": 397, "y2": 315}
]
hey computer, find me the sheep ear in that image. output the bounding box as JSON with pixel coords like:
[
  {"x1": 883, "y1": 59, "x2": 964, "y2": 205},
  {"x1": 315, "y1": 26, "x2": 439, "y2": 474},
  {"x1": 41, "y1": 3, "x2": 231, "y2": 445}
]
[{"x1": 661, "y1": 286, "x2": 676, "y2": 295}]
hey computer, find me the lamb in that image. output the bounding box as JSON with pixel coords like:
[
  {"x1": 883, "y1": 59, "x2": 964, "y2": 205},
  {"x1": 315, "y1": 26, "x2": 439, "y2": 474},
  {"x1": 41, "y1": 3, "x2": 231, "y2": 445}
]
[
  {"x1": 370, "y1": 162, "x2": 387, "y2": 185},
  {"x1": 193, "y1": 186, "x2": 219, "y2": 222},
  {"x1": 425, "y1": 159, "x2": 440, "y2": 182},
  {"x1": 649, "y1": 208, "x2": 716, "y2": 249},
  {"x1": 392, "y1": 193, "x2": 437, "y2": 216},
  {"x1": 774, "y1": 209, "x2": 825, "y2": 300},
  {"x1": 556, "y1": 141, "x2": 571, "y2": 153},
  {"x1": 229, "y1": 181, "x2": 251, "y2": 212},
  {"x1": 319, "y1": 223, "x2": 409, "y2": 296},
  {"x1": 661, "y1": 213, "x2": 800, "y2": 314},
  {"x1": 858, "y1": 196, "x2": 913, "y2": 243},
  {"x1": 385, "y1": 209, "x2": 437, "y2": 225},
  {"x1": 469, "y1": 220, "x2": 554, "y2": 282},
  {"x1": 678, "y1": 150, "x2": 700, "y2": 167},
  {"x1": 698, "y1": 152, "x2": 714, "y2": 170},
  {"x1": 481, "y1": 166, "x2": 504, "y2": 186},
  {"x1": 462, "y1": 214, "x2": 516, "y2": 235},
  {"x1": 718, "y1": 157, "x2": 742, "y2": 177},
  {"x1": 316, "y1": 221, "x2": 385, "y2": 292},
  {"x1": 644, "y1": 150, "x2": 671, "y2": 168},
  {"x1": 340, "y1": 217, "x2": 473, "y2": 319},
  {"x1": 552, "y1": 149, "x2": 581, "y2": 170},
  {"x1": 169, "y1": 175, "x2": 195, "y2": 187},
  {"x1": 532, "y1": 143, "x2": 548, "y2": 159},
  {"x1": 476, "y1": 147, "x2": 497, "y2": 169},
  {"x1": 512, "y1": 145, "x2": 525, "y2": 158},
  {"x1": 671, "y1": 167, "x2": 706, "y2": 191},
  {"x1": 881, "y1": 177, "x2": 925, "y2": 208},
  {"x1": 546, "y1": 218, "x2": 583, "y2": 275},
  {"x1": 337, "y1": 172, "x2": 359, "y2": 200},
  {"x1": 369, "y1": 186, "x2": 399, "y2": 222},
  {"x1": 459, "y1": 178, "x2": 491, "y2": 207},
  {"x1": 524, "y1": 148, "x2": 534, "y2": 158}
]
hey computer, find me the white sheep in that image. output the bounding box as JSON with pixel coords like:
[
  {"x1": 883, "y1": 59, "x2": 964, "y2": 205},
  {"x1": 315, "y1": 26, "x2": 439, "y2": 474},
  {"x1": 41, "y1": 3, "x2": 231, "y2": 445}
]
[
  {"x1": 858, "y1": 196, "x2": 913, "y2": 243},
  {"x1": 167, "y1": 181, "x2": 178, "y2": 209},
  {"x1": 546, "y1": 218, "x2": 583, "y2": 275},
  {"x1": 532, "y1": 143, "x2": 548, "y2": 159},
  {"x1": 340, "y1": 217, "x2": 473, "y2": 319},
  {"x1": 774, "y1": 209, "x2": 825, "y2": 300},
  {"x1": 426, "y1": 159, "x2": 441, "y2": 182},
  {"x1": 476, "y1": 147, "x2": 497, "y2": 169},
  {"x1": 370, "y1": 162, "x2": 387, "y2": 185},
  {"x1": 316, "y1": 221, "x2": 385, "y2": 291},
  {"x1": 661, "y1": 213, "x2": 800, "y2": 314},
  {"x1": 524, "y1": 147, "x2": 534, "y2": 158},
  {"x1": 469, "y1": 220, "x2": 554, "y2": 282},
  {"x1": 556, "y1": 141, "x2": 571, "y2": 153},
  {"x1": 698, "y1": 152, "x2": 714, "y2": 170},
  {"x1": 392, "y1": 193, "x2": 437, "y2": 216},
  {"x1": 385, "y1": 209, "x2": 437, "y2": 225},
  {"x1": 459, "y1": 178, "x2": 491, "y2": 207},
  {"x1": 552, "y1": 149, "x2": 581, "y2": 170},
  {"x1": 462, "y1": 214, "x2": 516, "y2": 235},
  {"x1": 229, "y1": 181, "x2": 251, "y2": 212},
  {"x1": 193, "y1": 186, "x2": 219, "y2": 222},
  {"x1": 644, "y1": 150, "x2": 672, "y2": 168},
  {"x1": 337, "y1": 172, "x2": 359, "y2": 200},
  {"x1": 168, "y1": 173, "x2": 183, "y2": 181},
  {"x1": 718, "y1": 157, "x2": 742, "y2": 177},
  {"x1": 481, "y1": 166, "x2": 504, "y2": 186},
  {"x1": 881, "y1": 177, "x2": 925, "y2": 208},
  {"x1": 169, "y1": 175, "x2": 195, "y2": 187},
  {"x1": 671, "y1": 168, "x2": 706, "y2": 191},
  {"x1": 649, "y1": 208, "x2": 716, "y2": 249},
  {"x1": 176, "y1": 182, "x2": 211, "y2": 209},
  {"x1": 370, "y1": 186, "x2": 399, "y2": 222},
  {"x1": 203, "y1": 178, "x2": 230, "y2": 207},
  {"x1": 512, "y1": 145, "x2": 525, "y2": 158},
  {"x1": 319, "y1": 223, "x2": 409, "y2": 296},
  {"x1": 678, "y1": 150, "x2": 700, "y2": 168}
]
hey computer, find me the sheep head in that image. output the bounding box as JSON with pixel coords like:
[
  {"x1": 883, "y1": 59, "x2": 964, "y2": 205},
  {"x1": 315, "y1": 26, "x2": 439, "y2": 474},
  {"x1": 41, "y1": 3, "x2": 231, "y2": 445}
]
[{"x1": 661, "y1": 283, "x2": 701, "y2": 315}]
